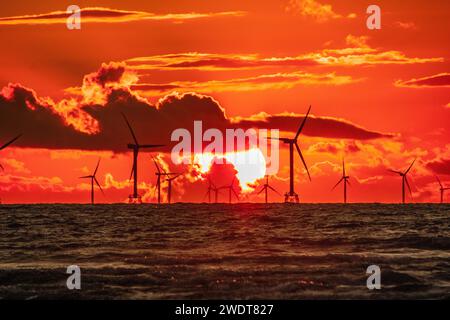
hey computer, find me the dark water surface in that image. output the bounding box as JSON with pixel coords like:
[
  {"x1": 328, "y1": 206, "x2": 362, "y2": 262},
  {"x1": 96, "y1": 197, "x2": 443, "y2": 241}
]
[{"x1": 0, "y1": 203, "x2": 449, "y2": 299}]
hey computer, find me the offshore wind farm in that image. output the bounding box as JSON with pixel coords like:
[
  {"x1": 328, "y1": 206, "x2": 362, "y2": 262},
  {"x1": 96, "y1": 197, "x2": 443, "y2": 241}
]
[{"x1": 0, "y1": 0, "x2": 449, "y2": 302}]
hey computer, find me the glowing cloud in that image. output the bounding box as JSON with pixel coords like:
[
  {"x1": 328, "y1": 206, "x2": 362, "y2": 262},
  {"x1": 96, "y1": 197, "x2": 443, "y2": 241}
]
[
  {"x1": 0, "y1": 7, "x2": 246, "y2": 25},
  {"x1": 285, "y1": 0, "x2": 355, "y2": 22}
]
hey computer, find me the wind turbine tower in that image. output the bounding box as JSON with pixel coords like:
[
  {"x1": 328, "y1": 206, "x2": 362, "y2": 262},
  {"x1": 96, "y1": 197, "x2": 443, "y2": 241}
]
[
  {"x1": 122, "y1": 113, "x2": 164, "y2": 203},
  {"x1": 332, "y1": 159, "x2": 351, "y2": 203},
  {"x1": 79, "y1": 158, "x2": 104, "y2": 204},
  {"x1": 388, "y1": 159, "x2": 416, "y2": 204},
  {"x1": 267, "y1": 106, "x2": 312, "y2": 203},
  {"x1": 257, "y1": 175, "x2": 280, "y2": 203}
]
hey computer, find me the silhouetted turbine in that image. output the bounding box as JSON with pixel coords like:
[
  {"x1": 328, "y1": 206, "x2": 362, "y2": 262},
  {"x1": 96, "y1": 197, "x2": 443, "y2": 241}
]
[
  {"x1": 165, "y1": 174, "x2": 181, "y2": 204},
  {"x1": 219, "y1": 177, "x2": 239, "y2": 204},
  {"x1": 203, "y1": 178, "x2": 219, "y2": 203},
  {"x1": 266, "y1": 106, "x2": 311, "y2": 203},
  {"x1": 79, "y1": 158, "x2": 104, "y2": 204},
  {"x1": 0, "y1": 134, "x2": 22, "y2": 171},
  {"x1": 122, "y1": 113, "x2": 164, "y2": 203},
  {"x1": 388, "y1": 159, "x2": 415, "y2": 204},
  {"x1": 436, "y1": 176, "x2": 450, "y2": 204},
  {"x1": 153, "y1": 157, "x2": 178, "y2": 204},
  {"x1": 332, "y1": 159, "x2": 351, "y2": 203},
  {"x1": 257, "y1": 175, "x2": 281, "y2": 203}
]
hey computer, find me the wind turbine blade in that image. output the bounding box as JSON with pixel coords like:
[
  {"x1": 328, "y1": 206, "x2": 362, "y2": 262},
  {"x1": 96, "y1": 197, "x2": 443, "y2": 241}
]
[
  {"x1": 0, "y1": 163, "x2": 4, "y2": 171},
  {"x1": 232, "y1": 188, "x2": 239, "y2": 199},
  {"x1": 94, "y1": 177, "x2": 105, "y2": 195},
  {"x1": 331, "y1": 177, "x2": 344, "y2": 190},
  {"x1": 346, "y1": 178, "x2": 351, "y2": 187},
  {"x1": 267, "y1": 185, "x2": 281, "y2": 196},
  {"x1": 342, "y1": 159, "x2": 345, "y2": 177},
  {"x1": 129, "y1": 163, "x2": 135, "y2": 181},
  {"x1": 121, "y1": 112, "x2": 139, "y2": 145},
  {"x1": 79, "y1": 175, "x2": 91, "y2": 179},
  {"x1": 93, "y1": 158, "x2": 101, "y2": 176},
  {"x1": 294, "y1": 105, "x2": 311, "y2": 140},
  {"x1": 0, "y1": 134, "x2": 22, "y2": 151},
  {"x1": 388, "y1": 169, "x2": 402, "y2": 175},
  {"x1": 404, "y1": 158, "x2": 416, "y2": 175},
  {"x1": 257, "y1": 186, "x2": 266, "y2": 195},
  {"x1": 435, "y1": 176, "x2": 443, "y2": 188},
  {"x1": 405, "y1": 177, "x2": 412, "y2": 195},
  {"x1": 152, "y1": 158, "x2": 161, "y2": 174},
  {"x1": 295, "y1": 142, "x2": 311, "y2": 181}
]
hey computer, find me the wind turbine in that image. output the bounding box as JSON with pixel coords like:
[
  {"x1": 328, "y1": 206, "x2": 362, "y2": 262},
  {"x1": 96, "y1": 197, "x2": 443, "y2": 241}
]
[
  {"x1": 0, "y1": 134, "x2": 22, "y2": 171},
  {"x1": 219, "y1": 177, "x2": 239, "y2": 204},
  {"x1": 203, "y1": 178, "x2": 218, "y2": 203},
  {"x1": 436, "y1": 176, "x2": 450, "y2": 204},
  {"x1": 152, "y1": 158, "x2": 178, "y2": 204},
  {"x1": 122, "y1": 113, "x2": 164, "y2": 203},
  {"x1": 332, "y1": 159, "x2": 351, "y2": 203},
  {"x1": 267, "y1": 106, "x2": 312, "y2": 203},
  {"x1": 257, "y1": 175, "x2": 281, "y2": 203},
  {"x1": 79, "y1": 158, "x2": 104, "y2": 204},
  {"x1": 388, "y1": 159, "x2": 415, "y2": 204},
  {"x1": 165, "y1": 174, "x2": 181, "y2": 204}
]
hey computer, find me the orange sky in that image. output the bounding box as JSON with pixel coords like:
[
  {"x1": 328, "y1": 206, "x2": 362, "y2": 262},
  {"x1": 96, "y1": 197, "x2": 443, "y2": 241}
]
[{"x1": 0, "y1": 0, "x2": 449, "y2": 203}]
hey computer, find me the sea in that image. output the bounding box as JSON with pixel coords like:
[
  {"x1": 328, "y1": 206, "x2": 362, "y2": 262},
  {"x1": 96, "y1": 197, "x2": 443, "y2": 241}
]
[{"x1": 0, "y1": 203, "x2": 449, "y2": 299}]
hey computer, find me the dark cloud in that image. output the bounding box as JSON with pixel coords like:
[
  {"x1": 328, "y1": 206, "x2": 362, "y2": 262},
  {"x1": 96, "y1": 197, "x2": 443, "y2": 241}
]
[
  {"x1": 0, "y1": 84, "x2": 90, "y2": 150},
  {"x1": 426, "y1": 158, "x2": 450, "y2": 175},
  {"x1": 0, "y1": 8, "x2": 138, "y2": 22},
  {"x1": 235, "y1": 114, "x2": 393, "y2": 140},
  {"x1": 85, "y1": 62, "x2": 127, "y2": 87},
  {"x1": 396, "y1": 73, "x2": 450, "y2": 88},
  {"x1": 0, "y1": 63, "x2": 393, "y2": 152}
]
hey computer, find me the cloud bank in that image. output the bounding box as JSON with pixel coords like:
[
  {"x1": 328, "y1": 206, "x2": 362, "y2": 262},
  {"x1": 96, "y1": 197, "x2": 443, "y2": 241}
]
[{"x1": 0, "y1": 63, "x2": 393, "y2": 151}]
